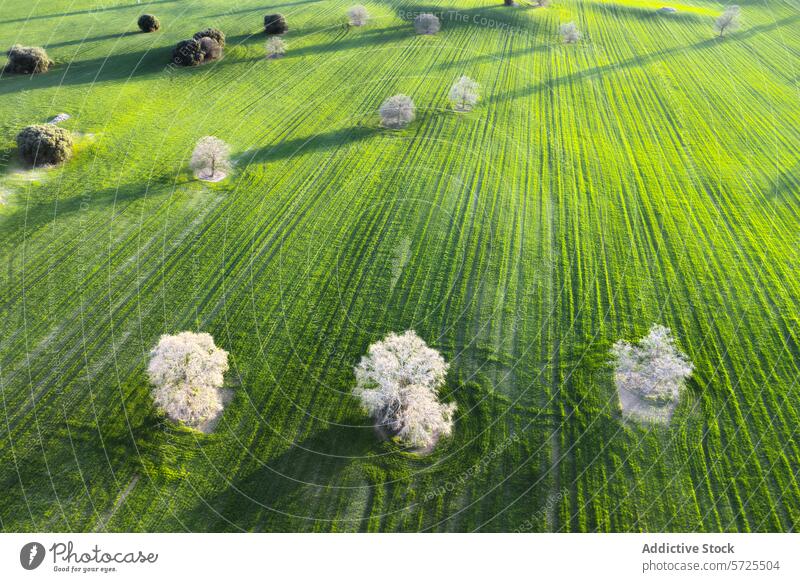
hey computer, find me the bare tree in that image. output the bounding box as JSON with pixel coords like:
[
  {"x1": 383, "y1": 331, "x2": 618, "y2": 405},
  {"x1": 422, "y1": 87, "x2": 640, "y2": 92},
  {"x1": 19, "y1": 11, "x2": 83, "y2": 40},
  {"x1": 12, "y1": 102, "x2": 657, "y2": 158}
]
[
  {"x1": 714, "y1": 5, "x2": 741, "y2": 38},
  {"x1": 266, "y1": 36, "x2": 287, "y2": 58},
  {"x1": 190, "y1": 136, "x2": 231, "y2": 181},
  {"x1": 147, "y1": 332, "x2": 230, "y2": 427},
  {"x1": 414, "y1": 13, "x2": 441, "y2": 35},
  {"x1": 354, "y1": 330, "x2": 456, "y2": 449},
  {"x1": 560, "y1": 22, "x2": 581, "y2": 43},
  {"x1": 610, "y1": 324, "x2": 694, "y2": 405},
  {"x1": 449, "y1": 75, "x2": 480, "y2": 112},
  {"x1": 379, "y1": 94, "x2": 416, "y2": 128},
  {"x1": 347, "y1": 5, "x2": 369, "y2": 26}
]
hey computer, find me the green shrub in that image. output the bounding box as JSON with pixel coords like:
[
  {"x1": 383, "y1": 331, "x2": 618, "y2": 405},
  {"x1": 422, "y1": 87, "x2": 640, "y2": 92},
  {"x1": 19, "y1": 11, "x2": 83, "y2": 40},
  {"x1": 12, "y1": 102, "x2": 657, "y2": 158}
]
[
  {"x1": 137, "y1": 14, "x2": 160, "y2": 33},
  {"x1": 4, "y1": 45, "x2": 53, "y2": 74},
  {"x1": 16, "y1": 125, "x2": 73, "y2": 166},
  {"x1": 193, "y1": 27, "x2": 225, "y2": 48},
  {"x1": 171, "y1": 39, "x2": 204, "y2": 67},
  {"x1": 264, "y1": 14, "x2": 288, "y2": 35}
]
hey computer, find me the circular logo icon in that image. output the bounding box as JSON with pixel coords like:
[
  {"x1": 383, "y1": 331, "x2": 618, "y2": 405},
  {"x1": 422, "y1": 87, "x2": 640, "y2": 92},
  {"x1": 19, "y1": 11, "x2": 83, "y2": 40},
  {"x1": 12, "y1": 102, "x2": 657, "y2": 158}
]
[{"x1": 20, "y1": 542, "x2": 45, "y2": 570}]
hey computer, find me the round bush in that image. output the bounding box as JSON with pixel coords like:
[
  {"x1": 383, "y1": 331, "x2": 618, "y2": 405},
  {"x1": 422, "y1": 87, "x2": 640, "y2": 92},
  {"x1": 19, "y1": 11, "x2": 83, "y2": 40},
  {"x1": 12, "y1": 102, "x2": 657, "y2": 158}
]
[
  {"x1": 137, "y1": 14, "x2": 160, "y2": 33},
  {"x1": 16, "y1": 125, "x2": 73, "y2": 166},
  {"x1": 193, "y1": 27, "x2": 225, "y2": 48},
  {"x1": 198, "y1": 37, "x2": 222, "y2": 61},
  {"x1": 264, "y1": 14, "x2": 288, "y2": 35},
  {"x1": 171, "y1": 39, "x2": 204, "y2": 67},
  {"x1": 5, "y1": 45, "x2": 53, "y2": 74}
]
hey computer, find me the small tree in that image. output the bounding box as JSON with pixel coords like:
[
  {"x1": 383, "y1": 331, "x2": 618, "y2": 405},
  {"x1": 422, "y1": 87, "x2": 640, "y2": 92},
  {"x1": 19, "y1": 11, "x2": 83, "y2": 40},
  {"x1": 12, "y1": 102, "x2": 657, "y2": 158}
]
[
  {"x1": 715, "y1": 5, "x2": 741, "y2": 38},
  {"x1": 194, "y1": 27, "x2": 225, "y2": 48},
  {"x1": 348, "y1": 5, "x2": 370, "y2": 26},
  {"x1": 171, "y1": 39, "x2": 204, "y2": 67},
  {"x1": 16, "y1": 125, "x2": 73, "y2": 166},
  {"x1": 137, "y1": 14, "x2": 160, "y2": 33},
  {"x1": 610, "y1": 324, "x2": 694, "y2": 405},
  {"x1": 4, "y1": 45, "x2": 53, "y2": 74},
  {"x1": 560, "y1": 22, "x2": 581, "y2": 43},
  {"x1": 414, "y1": 13, "x2": 441, "y2": 35},
  {"x1": 266, "y1": 37, "x2": 287, "y2": 59},
  {"x1": 354, "y1": 330, "x2": 456, "y2": 449},
  {"x1": 147, "y1": 332, "x2": 229, "y2": 427},
  {"x1": 449, "y1": 75, "x2": 480, "y2": 112},
  {"x1": 379, "y1": 94, "x2": 415, "y2": 129},
  {"x1": 264, "y1": 14, "x2": 288, "y2": 35},
  {"x1": 190, "y1": 136, "x2": 232, "y2": 181}
]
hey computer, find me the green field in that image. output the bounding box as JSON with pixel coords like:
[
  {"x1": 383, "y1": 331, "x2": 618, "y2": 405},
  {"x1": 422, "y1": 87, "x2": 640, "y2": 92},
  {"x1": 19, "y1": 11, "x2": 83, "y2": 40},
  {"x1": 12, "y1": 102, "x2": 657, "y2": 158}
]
[{"x1": 1, "y1": 0, "x2": 799, "y2": 532}]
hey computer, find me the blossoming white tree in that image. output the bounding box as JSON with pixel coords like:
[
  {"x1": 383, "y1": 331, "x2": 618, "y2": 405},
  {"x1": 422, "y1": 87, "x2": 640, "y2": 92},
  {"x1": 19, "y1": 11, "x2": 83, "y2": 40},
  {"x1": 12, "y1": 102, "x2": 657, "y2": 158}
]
[
  {"x1": 560, "y1": 22, "x2": 581, "y2": 43},
  {"x1": 347, "y1": 5, "x2": 369, "y2": 26},
  {"x1": 610, "y1": 324, "x2": 693, "y2": 405},
  {"x1": 265, "y1": 36, "x2": 287, "y2": 58},
  {"x1": 449, "y1": 76, "x2": 480, "y2": 112},
  {"x1": 190, "y1": 136, "x2": 231, "y2": 181},
  {"x1": 354, "y1": 330, "x2": 456, "y2": 449},
  {"x1": 147, "y1": 332, "x2": 230, "y2": 427},
  {"x1": 414, "y1": 13, "x2": 441, "y2": 35},
  {"x1": 379, "y1": 94, "x2": 416, "y2": 128},
  {"x1": 714, "y1": 5, "x2": 741, "y2": 38}
]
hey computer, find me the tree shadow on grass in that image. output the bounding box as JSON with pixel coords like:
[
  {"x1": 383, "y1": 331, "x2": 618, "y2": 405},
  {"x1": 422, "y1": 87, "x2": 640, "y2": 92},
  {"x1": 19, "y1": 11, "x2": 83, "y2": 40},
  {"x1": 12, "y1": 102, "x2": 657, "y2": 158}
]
[
  {"x1": 0, "y1": 177, "x2": 184, "y2": 249},
  {"x1": 223, "y1": 23, "x2": 412, "y2": 61},
  {"x1": 586, "y1": 3, "x2": 714, "y2": 24},
  {"x1": 208, "y1": 0, "x2": 325, "y2": 19},
  {"x1": 0, "y1": 0, "x2": 178, "y2": 25},
  {"x1": 0, "y1": 46, "x2": 174, "y2": 96},
  {"x1": 181, "y1": 423, "x2": 377, "y2": 531},
  {"x1": 242, "y1": 125, "x2": 379, "y2": 166},
  {"x1": 769, "y1": 162, "x2": 800, "y2": 207},
  {"x1": 44, "y1": 31, "x2": 137, "y2": 50},
  {"x1": 285, "y1": 24, "x2": 411, "y2": 58},
  {"x1": 491, "y1": 13, "x2": 800, "y2": 105}
]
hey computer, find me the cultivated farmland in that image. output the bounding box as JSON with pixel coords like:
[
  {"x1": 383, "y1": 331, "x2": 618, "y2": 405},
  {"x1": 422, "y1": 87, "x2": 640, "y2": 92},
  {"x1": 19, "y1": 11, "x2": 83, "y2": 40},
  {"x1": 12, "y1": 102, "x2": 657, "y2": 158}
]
[{"x1": 0, "y1": 0, "x2": 798, "y2": 532}]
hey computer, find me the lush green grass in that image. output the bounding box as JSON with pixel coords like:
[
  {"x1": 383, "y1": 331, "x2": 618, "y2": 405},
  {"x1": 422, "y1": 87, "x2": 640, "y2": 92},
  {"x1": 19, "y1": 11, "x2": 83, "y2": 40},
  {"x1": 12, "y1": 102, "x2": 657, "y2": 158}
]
[{"x1": 0, "y1": 0, "x2": 798, "y2": 532}]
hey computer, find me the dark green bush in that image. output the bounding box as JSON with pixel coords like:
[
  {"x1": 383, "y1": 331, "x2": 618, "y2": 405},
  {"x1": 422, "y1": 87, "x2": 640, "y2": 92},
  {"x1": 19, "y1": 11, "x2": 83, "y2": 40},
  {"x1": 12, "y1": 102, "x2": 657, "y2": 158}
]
[
  {"x1": 264, "y1": 14, "x2": 288, "y2": 35},
  {"x1": 193, "y1": 27, "x2": 225, "y2": 48},
  {"x1": 137, "y1": 14, "x2": 160, "y2": 33},
  {"x1": 198, "y1": 37, "x2": 222, "y2": 61},
  {"x1": 171, "y1": 39, "x2": 204, "y2": 67},
  {"x1": 16, "y1": 125, "x2": 73, "y2": 166},
  {"x1": 4, "y1": 45, "x2": 53, "y2": 74}
]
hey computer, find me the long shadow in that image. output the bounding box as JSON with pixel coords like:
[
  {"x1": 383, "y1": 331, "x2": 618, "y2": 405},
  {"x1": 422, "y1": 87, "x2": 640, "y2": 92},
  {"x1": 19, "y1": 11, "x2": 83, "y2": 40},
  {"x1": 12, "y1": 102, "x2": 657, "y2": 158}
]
[
  {"x1": 283, "y1": 24, "x2": 411, "y2": 59},
  {"x1": 586, "y1": 3, "x2": 713, "y2": 24},
  {"x1": 181, "y1": 424, "x2": 376, "y2": 531},
  {"x1": 492, "y1": 13, "x2": 800, "y2": 105},
  {"x1": 0, "y1": 178, "x2": 175, "y2": 250},
  {"x1": 244, "y1": 126, "x2": 379, "y2": 166},
  {"x1": 770, "y1": 162, "x2": 800, "y2": 205},
  {"x1": 384, "y1": 2, "x2": 539, "y2": 30},
  {"x1": 0, "y1": 0, "x2": 177, "y2": 25},
  {"x1": 45, "y1": 31, "x2": 136, "y2": 50},
  {"x1": 0, "y1": 45, "x2": 173, "y2": 96},
  {"x1": 434, "y1": 41, "x2": 550, "y2": 71},
  {"x1": 208, "y1": 0, "x2": 325, "y2": 18}
]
